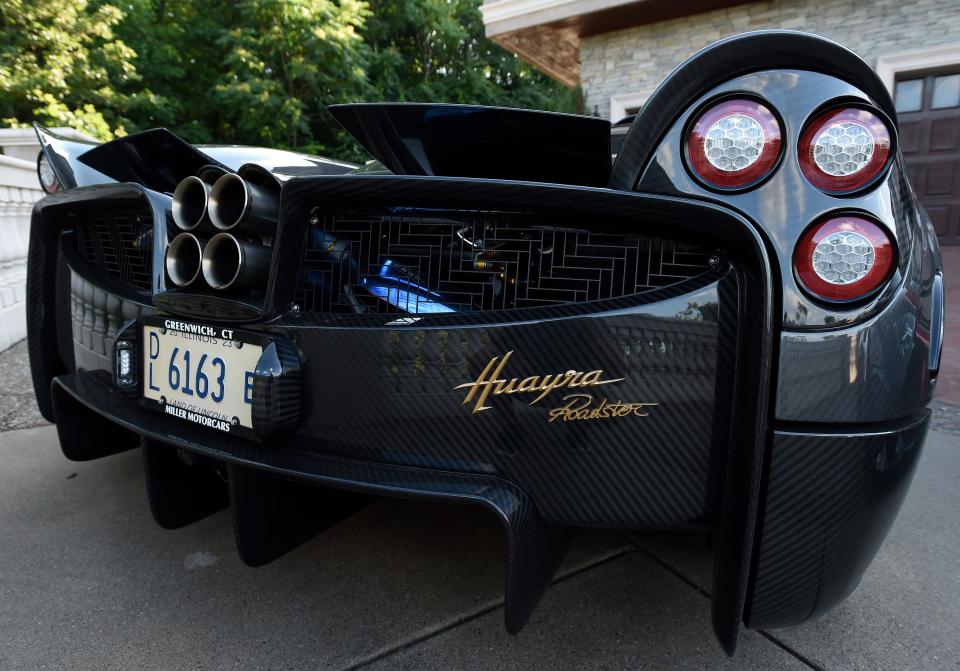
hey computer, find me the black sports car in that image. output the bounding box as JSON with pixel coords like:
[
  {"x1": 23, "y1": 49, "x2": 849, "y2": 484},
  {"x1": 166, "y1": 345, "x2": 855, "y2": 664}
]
[{"x1": 27, "y1": 31, "x2": 944, "y2": 653}]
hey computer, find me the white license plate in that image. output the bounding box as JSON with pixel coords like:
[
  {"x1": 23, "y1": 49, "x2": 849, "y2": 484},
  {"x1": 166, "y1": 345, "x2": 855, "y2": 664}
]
[{"x1": 142, "y1": 321, "x2": 263, "y2": 431}]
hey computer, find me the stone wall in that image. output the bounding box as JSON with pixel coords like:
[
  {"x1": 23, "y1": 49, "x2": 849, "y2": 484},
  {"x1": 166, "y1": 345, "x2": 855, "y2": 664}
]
[
  {"x1": 0, "y1": 155, "x2": 42, "y2": 352},
  {"x1": 581, "y1": 0, "x2": 960, "y2": 118}
]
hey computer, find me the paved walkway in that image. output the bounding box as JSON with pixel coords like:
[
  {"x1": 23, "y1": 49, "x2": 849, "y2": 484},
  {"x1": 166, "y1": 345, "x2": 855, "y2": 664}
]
[
  {"x1": 0, "y1": 339, "x2": 45, "y2": 432},
  {"x1": 0, "y1": 425, "x2": 956, "y2": 670}
]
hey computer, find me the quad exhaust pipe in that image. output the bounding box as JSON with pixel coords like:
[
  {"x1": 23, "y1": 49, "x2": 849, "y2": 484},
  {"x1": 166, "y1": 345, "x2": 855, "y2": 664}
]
[
  {"x1": 167, "y1": 173, "x2": 277, "y2": 290},
  {"x1": 209, "y1": 173, "x2": 279, "y2": 234},
  {"x1": 172, "y1": 176, "x2": 211, "y2": 231},
  {"x1": 172, "y1": 172, "x2": 280, "y2": 234},
  {"x1": 201, "y1": 232, "x2": 272, "y2": 291},
  {"x1": 165, "y1": 233, "x2": 204, "y2": 286},
  {"x1": 165, "y1": 232, "x2": 271, "y2": 291}
]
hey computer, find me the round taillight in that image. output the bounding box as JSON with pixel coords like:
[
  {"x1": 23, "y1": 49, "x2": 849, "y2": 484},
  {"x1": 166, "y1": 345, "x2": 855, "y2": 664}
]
[
  {"x1": 37, "y1": 151, "x2": 60, "y2": 194},
  {"x1": 794, "y1": 215, "x2": 895, "y2": 302},
  {"x1": 799, "y1": 107, "x2": 891, "y2": 193},
  {"x1": 687, "y1": 99, "x2": 782, "y2": 189}
]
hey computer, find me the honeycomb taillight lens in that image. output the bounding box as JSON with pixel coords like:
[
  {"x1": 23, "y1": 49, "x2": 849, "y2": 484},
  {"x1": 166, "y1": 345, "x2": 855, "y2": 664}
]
[
  {"x1": 799, "y1": 107, "x2": 892, "y2": 193},
  {"x1": 687, "y1": 99, "x2": 782, "y2": 189},
  {"x1": 794, "y1": 215, "x2": 895, "y2": 302}
]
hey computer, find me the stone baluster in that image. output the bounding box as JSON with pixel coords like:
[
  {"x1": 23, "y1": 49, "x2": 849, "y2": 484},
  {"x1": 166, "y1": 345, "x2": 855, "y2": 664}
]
[{"x1": 0, "y1": 154, "x2": 43, "y2": 351}]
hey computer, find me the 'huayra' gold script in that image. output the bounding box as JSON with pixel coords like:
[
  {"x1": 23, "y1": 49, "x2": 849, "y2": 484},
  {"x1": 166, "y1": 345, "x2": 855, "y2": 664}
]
[{"x1": 454, "y1": 350, "x2": 644, "y2": 416}]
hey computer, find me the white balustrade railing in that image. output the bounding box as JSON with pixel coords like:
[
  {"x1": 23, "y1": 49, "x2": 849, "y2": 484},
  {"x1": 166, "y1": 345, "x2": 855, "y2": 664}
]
[{"x1": 0, "y1": 153, "x2": 42, "y2": 352}]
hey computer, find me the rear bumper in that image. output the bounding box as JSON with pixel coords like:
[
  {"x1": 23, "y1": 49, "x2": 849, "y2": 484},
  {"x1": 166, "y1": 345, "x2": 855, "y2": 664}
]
[{"x1": 747, "y1": 412, "x2": 929, "y2": 628}]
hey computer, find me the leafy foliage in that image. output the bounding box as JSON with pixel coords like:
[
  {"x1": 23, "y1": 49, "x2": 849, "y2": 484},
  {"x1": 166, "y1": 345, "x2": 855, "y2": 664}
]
[
  {"x1": 364, "y1": 0, "x2": 573, "y2": 112},
  {"x1": 0, "y1": 0, "x2": 576, "y2": 160},
  {"x1": 0, "y1": 0, "x2": 135, "y2": 138}
]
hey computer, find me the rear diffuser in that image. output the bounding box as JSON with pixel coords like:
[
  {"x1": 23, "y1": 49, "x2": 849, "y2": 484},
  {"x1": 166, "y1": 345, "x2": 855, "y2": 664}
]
[
  {"x1": 142, "y1": 438, "x2": 229, "y2": 529},
  {"x1": 50, "y1": 371, "x2": 573, "y2": 633},
  {"x1": 228, "y1": 463, "x2": 369, "y2": 567}
]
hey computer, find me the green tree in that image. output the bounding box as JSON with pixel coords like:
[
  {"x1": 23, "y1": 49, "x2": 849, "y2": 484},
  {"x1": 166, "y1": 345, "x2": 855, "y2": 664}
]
[
  {"x1": 209, "y1": 0, "x2": 370, "y2": 155},
  {"x1": 0, "y1": 0, "x2": 576, "y2": 158},
  {"x1": 110, "y1": 0, "x2": 226, "y2": 143},
  {"x1": 364, "y1": 0, "x2": 575, "y2": 113},
  {"x1": 0, "y1": 0, "x2": 136, "y2": 139}
]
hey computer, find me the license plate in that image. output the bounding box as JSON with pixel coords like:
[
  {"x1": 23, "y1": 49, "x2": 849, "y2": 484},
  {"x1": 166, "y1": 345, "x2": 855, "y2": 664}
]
[{"x1": 142, "y1": 319, "x2": 264, "y2": 431}]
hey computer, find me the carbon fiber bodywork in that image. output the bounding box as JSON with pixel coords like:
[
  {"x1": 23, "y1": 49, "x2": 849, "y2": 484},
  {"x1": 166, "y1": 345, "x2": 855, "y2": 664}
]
[
  {"x1": 747, "y1": 413, "x2": 930, "y2": 628},
  {"x1": 26, "y1": 31, "x2": 942, "y2": 654}
]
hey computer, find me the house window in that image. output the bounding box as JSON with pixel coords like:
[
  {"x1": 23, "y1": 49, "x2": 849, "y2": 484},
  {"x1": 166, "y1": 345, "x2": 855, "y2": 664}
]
[
  {"x1": 932, "y1": 74, "x2": 960, "y2": 109},
  {"x1": 609, "y1": 91, "x2": 652, "y2": 123},
  {"x1": 894, "y1": 79, "x2": 924, "y2": 113}
]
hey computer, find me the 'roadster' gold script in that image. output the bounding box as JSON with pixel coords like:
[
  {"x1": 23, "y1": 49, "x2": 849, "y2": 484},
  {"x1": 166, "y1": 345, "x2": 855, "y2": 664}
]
[{"x1": 454, "y1": 351, "x2": 657, "y2": 420}]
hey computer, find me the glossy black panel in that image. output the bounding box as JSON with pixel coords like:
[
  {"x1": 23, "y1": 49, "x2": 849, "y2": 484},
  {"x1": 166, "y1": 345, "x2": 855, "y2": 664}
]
[
  {"x1": 610, "y1": 30, "x2": 895, "y2": 191},
  {"x1": 49, "y1": 263, "x2": 749, "y2": 530},
  {"x1": 746, "y1": 412, "x2": 929, "y2": 628},
  {"x1": 153, "y1": 291, "x2": 263, "y2": 322},
  {"x1": 329, "y1": 103, "x2": 611, "y2": 186},
  {"x1": 34, "y1": 125, "x2": 354, "y2": 193},
  {"x1": 776, "y1": 196, "x2": 940, "y2": 422},
  {"x1": 78, "y1": 128, "x2": 229, "y2": 193},
  {"x1": 251, "y1": 337, "x2": 302, "y2": 439},
  {"x1": 198, "y1": 146, "x2": 356, "y2": 177},
  {"x1": 27, "y1": 198, "x2": 68, "y2": 420},
  {"x1": 709, "y1": 261, "x2": 775, "y2": 655},
  {"x1": 777, "y1": 276, "x2": 933, "y2": 422},
  {"x1": 34, "y1": 124, "x2": 107, "y2": 190}
]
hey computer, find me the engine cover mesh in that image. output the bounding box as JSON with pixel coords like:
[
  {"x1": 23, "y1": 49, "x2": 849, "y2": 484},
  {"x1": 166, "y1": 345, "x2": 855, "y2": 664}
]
[{"x1": 294, "y1": 211, "x2": 711, "y2": 314}]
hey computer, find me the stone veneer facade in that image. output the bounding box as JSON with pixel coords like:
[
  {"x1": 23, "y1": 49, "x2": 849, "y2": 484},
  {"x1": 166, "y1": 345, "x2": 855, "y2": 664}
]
[{"x1": 581, "y1": 0, "x2": 960, "y2": 119}]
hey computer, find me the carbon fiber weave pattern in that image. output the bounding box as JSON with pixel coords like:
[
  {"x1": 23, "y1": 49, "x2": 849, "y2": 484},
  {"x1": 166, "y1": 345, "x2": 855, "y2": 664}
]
[{"x1": 746, "y1": 414, "x2": 929, "y2": 628}]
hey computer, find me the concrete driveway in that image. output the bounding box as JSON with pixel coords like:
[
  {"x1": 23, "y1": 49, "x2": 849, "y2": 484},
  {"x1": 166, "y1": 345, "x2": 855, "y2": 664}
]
[{"x1": 0, "y1": 422, "x2": 957, "y2": 670}]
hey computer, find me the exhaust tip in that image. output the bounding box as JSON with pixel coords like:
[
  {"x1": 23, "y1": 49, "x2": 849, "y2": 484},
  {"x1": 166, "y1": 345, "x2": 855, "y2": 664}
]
[
  {"x1": 172, "y1": 176, "x2": 210, "y2": 231},
  {"x1": 202, "y1": 232, "x2": 244, "y2": 289},
  {"x1": 209, "y1": 174, "x2": 250, "y2": 231},
  {"x1": 165, "y1": 233, "x2": 204, "y2": 286}
]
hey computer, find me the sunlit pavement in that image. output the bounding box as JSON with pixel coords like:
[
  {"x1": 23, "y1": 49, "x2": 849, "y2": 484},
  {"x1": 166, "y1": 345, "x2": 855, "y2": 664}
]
[{"x1": 0, "y1": 424, "x2": 956, "y2": 670}]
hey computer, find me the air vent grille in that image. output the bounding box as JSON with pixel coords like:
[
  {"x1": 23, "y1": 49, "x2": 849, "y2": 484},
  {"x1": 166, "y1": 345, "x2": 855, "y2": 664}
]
[
  {"x1": 74, "y1": 209, "x2": 153, "y2": 293},
  {"x1": 295, "y1": 211, "x2": 711, "y2": 314}
]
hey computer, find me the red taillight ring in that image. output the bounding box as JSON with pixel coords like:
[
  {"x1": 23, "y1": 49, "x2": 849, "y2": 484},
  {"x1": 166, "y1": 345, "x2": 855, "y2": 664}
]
[
  {"x1": 799, "y1": 107, "x2": 892, "y2": 193},
  {"x1": 794, "y1": 215, "x2": 896, "y2": 303},
  {"x1": 687, "y1": 98, "x2": 782, "y2": 190}
]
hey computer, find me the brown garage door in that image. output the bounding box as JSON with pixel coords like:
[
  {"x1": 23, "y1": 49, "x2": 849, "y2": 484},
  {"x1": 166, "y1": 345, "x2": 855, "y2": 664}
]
[{"x1": 895, "y1": 69, "x2": 960, "y2": 245}]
